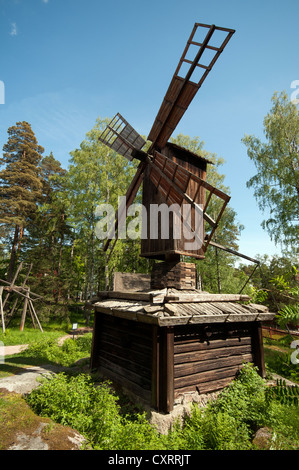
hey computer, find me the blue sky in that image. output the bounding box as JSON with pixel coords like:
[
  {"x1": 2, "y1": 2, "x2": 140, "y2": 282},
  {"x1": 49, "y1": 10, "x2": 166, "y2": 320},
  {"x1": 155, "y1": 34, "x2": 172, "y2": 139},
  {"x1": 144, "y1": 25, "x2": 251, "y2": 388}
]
[{"x1": 0, "y1": 0, "x2": 298, "y2": 262}]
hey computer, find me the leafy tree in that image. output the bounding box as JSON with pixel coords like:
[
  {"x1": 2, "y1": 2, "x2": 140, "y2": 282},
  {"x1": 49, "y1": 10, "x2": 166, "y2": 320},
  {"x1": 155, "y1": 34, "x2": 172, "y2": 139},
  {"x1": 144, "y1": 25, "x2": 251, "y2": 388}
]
[
  {"x1": 242, "y1": 91, "x2": 299, "y2": 249},
  {"x1": 60, "y1": 117, "x2": 140, "y2": 300},
  {"x1": 0, "y1": 121, "x2": 44, "y2": 281}
]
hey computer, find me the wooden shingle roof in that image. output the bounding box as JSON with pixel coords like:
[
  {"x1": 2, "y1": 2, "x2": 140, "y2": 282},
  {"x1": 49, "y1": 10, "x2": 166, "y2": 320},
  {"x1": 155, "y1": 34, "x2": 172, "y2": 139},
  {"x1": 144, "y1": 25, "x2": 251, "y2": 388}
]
[{"x1": 92, "y1": 288, "x2": 275, "y2": 327}]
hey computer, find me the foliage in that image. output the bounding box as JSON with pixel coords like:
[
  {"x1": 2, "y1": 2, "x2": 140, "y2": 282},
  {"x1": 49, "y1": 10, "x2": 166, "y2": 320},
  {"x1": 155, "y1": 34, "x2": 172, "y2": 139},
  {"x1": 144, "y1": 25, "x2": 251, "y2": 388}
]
[
  {"x1": 264, "y1": 347, "x2": 299, "y2": 383},
  {"x1": 266, "y1": 378, "x2": 299, "y2": 406},
  {"x1": 24, "y1": 334, "x2": 92, "y2": 367},
  {"x1": 242, "y1": 91, "x2": 299, "y2": 249},
  {"x1": 26, "y1": 373, "x2": 162, "y2": 450},
  {"x1": 276, "y1": 304, "x2": 299, "y2": 329},
  {"x1": 25, "y1": 363, "x2": 299, "y2": 450}
]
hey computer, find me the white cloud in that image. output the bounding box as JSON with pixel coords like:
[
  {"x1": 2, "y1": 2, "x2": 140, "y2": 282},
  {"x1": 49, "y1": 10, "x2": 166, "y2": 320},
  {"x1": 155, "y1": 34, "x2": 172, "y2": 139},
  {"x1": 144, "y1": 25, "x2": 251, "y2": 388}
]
[
  {"x1": 10, "y1": 22, "x2": 17, "y2": 36},
  {"x1": 42, "y1": 0, "x2": 49, "y2": 3}
]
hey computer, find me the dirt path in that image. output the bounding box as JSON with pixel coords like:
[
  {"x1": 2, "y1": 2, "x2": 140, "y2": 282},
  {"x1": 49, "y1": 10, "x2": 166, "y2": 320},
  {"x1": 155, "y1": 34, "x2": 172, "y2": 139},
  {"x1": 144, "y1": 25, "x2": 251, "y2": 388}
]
[{"x1": 1, "y1": 334, "x2": 71, "y2": 357}]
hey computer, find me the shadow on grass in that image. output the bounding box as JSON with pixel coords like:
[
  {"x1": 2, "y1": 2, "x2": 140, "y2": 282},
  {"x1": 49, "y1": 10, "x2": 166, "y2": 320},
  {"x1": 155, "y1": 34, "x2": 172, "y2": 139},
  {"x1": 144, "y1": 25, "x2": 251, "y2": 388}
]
[{"x1": 0, "y1": 353, "x2": 62, "y2": 379}]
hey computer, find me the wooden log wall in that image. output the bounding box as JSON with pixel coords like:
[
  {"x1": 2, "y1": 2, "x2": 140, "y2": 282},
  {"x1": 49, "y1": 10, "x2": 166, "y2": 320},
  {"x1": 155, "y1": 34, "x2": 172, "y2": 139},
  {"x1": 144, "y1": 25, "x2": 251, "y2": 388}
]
[
  {"x1": 91, "y1": 312, "x2": 265, "y2": 413},
  {"x1": 90, "y1": 313, "x2": 153, "y2": 403},
  {"x1": 173, "y1": 322, "x2": 257, "y2": 398}
]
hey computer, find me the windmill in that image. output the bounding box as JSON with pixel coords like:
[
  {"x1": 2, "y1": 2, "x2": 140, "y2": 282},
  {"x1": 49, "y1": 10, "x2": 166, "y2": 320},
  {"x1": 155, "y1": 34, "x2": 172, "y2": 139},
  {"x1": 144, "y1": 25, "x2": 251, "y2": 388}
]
[
  {"x1": 99, "y1": 23, "x2": 235, "y2": 289},
  {"x1": 90, "y1": 23, "x2": 276, "y2": 412}
]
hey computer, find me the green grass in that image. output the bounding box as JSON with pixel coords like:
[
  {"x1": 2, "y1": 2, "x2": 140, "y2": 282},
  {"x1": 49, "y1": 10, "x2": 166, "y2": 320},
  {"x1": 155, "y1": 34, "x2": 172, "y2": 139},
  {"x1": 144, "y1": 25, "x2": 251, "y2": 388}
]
[{"x1": 0, "y1": 327, "x2": 65, "y2": 346}]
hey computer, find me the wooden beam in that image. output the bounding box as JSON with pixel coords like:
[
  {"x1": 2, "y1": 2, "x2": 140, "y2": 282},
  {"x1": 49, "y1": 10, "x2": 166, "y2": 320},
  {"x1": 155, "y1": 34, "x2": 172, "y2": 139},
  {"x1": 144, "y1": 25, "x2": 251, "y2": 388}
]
[
  {"x1": 164, "y1": 293, "x2": 252, "y2": 303},
  {"x1": 159, "y1": 327, "x2": 174, "y2": 413},
  {"x1": 20, "y1": 289, "x2": 30, "y2": 331},
  {"x1": 252, "y1": 322, "x2": 266, "y2": 377},
  {"x1": 2, "y1": 262, "x2": 23, "y2": 309}
]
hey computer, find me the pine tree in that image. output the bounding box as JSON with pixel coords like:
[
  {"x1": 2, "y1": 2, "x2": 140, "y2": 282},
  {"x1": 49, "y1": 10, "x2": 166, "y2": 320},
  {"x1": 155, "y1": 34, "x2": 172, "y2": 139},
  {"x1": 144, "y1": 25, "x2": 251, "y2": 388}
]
[{"x1": 0, "y1": 121, "x2": 44, "y2": 281}]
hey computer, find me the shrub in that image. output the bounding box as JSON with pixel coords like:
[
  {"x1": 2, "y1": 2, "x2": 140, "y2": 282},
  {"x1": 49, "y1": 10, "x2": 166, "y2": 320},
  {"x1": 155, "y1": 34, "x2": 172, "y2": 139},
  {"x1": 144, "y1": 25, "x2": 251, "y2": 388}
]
[
  {"x1": 26, "y1": 372, "x2": 163, "y2": 450},
  {"x1": 25, "y1": 363, "x2": 299, "y2": 450},
  {"x1": 24, "y1": 334, "x2": 92, "y2": 367}
]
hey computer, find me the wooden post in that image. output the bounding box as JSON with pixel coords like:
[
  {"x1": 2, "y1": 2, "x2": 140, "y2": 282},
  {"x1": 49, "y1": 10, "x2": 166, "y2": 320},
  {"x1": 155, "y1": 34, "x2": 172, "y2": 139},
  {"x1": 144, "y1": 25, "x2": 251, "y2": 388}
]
[
  {"x1": 159, "y1": 326, "x2": 174, "y2": 413},
  {"x1": 0, "y1": 286, "x2": 5, "y2": 333},
  {"x1": 252, "y1": 322, "x2": 266, "y2": 378},
  {"x1": 20, "y1": 288, "x2": 30, "y2": 331},
  {"x1": 90, "y1": 310, "x2": 101, "y2": 369},
  {"x1": 151, "y1": 326, "x2": 159, "y2": 410},
  {"x1": 29, "y1": 299, "x2": 43, "y2": 333}
]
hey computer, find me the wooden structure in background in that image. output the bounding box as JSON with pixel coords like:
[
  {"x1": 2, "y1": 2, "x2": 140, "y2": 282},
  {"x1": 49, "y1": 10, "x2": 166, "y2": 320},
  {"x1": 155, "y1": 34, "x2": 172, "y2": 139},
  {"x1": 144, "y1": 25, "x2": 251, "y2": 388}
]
[{"x1": 0, "y1": 263, "x2": 43, "y2": 333}]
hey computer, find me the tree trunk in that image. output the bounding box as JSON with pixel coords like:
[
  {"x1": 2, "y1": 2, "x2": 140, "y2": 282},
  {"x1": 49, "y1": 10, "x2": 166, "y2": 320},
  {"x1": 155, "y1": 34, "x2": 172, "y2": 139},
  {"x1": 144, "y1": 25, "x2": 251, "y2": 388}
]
[{"x1": 7, "y1": 225, "x2": 20, "y2": 282}]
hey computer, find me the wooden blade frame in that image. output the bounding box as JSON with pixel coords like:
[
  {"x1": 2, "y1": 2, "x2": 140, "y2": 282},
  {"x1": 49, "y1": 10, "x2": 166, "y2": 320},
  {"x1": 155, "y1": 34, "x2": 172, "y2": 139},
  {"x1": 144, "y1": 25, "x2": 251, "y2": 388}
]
[
  {"x1": 147, "y1": 151, "x2": 231, "y2": 253},
  {"x1": 99, "y1": 113, "x2": 146, "y2": 161},
  {"x1": 148, "y1": 23, "x2": 235, "y2": 150},
  {"x1": 103, "y1": 160, "x2": 146, "y2": 258}
]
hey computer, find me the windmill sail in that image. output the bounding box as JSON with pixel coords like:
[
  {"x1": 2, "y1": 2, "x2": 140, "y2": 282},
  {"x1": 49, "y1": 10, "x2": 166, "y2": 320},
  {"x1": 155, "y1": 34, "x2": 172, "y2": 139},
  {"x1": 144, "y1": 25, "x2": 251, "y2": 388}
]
[
  {"x1": 99, "y1": 113, "x2": 146, "y2": 161},
  {"x1": 148, "y1": 23, "x2": 235, "y2": 150}
]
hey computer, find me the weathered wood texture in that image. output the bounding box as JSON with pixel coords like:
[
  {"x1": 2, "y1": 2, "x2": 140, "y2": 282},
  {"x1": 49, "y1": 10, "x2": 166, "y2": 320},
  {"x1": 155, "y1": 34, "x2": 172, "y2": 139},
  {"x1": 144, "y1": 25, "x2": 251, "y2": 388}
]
[
  {"x1": 141, "y1": 143, "x2": 207, "y2": 260},
  {"x1": 113, "y1": 272, "x2": 151, "y2": 291},
  {"x1": 173, "y1": 322, "x2": 262, "y2": 398},
  {"x1": 90, "y1": 311, "x2": 266, "y2": 413},
  {"x1": 90, "y1": 314, "x2": 153, "y2": 403},
  {"x1": 151, "y1": 261, "x2": 196, "y2": 289}
]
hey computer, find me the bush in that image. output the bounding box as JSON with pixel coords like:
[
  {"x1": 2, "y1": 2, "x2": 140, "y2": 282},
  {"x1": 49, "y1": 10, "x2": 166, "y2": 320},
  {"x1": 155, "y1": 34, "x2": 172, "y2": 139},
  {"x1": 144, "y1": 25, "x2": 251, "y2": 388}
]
[
  {"x1": 26, "y1": 373, "x2": 163, "y2": 450},
  {"x1": 24, "y1": 334, "x2": 92, "y2": 367},
  {"x1": 25, "y1": 363, "x2": 299, "y2": 450}
]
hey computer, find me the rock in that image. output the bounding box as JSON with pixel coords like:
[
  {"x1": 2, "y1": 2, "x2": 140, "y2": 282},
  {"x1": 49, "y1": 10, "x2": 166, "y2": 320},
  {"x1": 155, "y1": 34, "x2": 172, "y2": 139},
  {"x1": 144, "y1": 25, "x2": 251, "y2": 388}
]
[{"x1": 252, "y1": 427, "x2": 273, "y2": 449}]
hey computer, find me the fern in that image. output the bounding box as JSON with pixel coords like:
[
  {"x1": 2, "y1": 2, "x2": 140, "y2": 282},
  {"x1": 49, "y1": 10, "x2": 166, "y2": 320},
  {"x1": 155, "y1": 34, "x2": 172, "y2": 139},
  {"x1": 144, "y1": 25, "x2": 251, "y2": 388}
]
[
  {"x1": 276, "y1": 304, "x2": 299, "y2": 328},
  {"x1": 266, "y1": 379, "x2": 299, "y2": 406}
]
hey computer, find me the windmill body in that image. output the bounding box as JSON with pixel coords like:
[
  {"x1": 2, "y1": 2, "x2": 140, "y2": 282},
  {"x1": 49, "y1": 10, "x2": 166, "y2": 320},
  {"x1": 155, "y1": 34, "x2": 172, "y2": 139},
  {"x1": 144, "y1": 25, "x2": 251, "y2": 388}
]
[
  {"x1": 91, "y1": 23, "x2": 276, "y2": 413},
  {"x1": 99, "y1": 23, "x2": 235, "y2": 285}
]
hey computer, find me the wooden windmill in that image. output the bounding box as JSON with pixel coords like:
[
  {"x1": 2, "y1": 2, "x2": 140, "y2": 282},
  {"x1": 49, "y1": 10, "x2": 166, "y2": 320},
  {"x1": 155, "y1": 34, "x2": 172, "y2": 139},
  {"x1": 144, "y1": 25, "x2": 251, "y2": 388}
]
[
  {"x1": 91, "y1": 23, "x2": 276, "y2": 413},
  {"x1": 99, "y1": 23, "x2": 234, "y2": 289}
]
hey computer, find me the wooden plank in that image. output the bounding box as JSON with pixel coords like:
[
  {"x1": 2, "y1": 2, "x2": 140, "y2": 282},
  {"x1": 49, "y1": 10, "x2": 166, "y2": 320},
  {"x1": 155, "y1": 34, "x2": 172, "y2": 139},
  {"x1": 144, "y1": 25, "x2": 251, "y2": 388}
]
[
  {"x1": 99, "y1": 349, "x2": 151, "y2": 377},
  {"x1": 174, "y1": 344, "x2": 252, "y2": 364},
  {"x1": 174, "y1": 353, "x2": 253, "y2": 379},
  {"x1": 28, "y1": 300, "x2": 43, "y2": 332},
  {"x1": 251, "y1": 322, "x2": 266, "y2": 377},
  {"x1": 164, "y1": 294, "x2": 251, "y2": 303},
  {"x1": 174, "y1": 375, "x2": 236, "y2": 397},
  {"x1": 98, "y1": 365, "x2": 151, "y2": 403},
  {"x1": 174, "y1": 364, "x2": 246, "y2": 391},
  {"x1": 151, "y1": 326, "x2": 159, "y2": 410},
  {"x1": 99, "y1": 357, "x2": 151, "y2": 390},
  {"x1": 174, "y1": 336, "x2": 252, "y2": 354},
  {"x1": 20, "y1": 288, "x2": 30, "y2": 331}
]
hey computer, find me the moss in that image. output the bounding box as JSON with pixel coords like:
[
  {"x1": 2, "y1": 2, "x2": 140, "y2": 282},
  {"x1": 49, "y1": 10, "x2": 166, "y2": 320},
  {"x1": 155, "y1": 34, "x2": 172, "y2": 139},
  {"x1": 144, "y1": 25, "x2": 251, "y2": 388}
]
[{"x1": 0, "y1": 389, "x2": 85, "y2": 450}]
